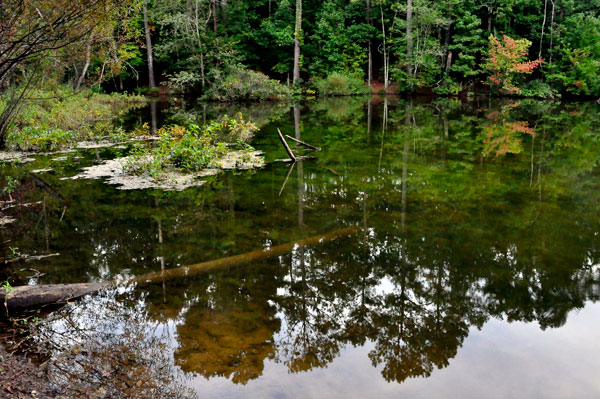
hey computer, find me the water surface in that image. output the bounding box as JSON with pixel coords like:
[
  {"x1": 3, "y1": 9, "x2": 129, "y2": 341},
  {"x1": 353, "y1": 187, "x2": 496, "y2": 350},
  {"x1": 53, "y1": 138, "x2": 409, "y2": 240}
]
[{"x1": 1, "y1": 96, "x2": 599, "y2": 398}]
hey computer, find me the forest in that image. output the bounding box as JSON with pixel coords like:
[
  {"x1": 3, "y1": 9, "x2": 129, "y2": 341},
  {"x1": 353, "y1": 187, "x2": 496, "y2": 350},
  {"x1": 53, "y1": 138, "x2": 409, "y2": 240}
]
[
  {"x1": 2, "y1": 1, "x2": 600, "y2": 398},
  {"x1": 2, "y1": 0, "x2": 600, "y2": 104}
]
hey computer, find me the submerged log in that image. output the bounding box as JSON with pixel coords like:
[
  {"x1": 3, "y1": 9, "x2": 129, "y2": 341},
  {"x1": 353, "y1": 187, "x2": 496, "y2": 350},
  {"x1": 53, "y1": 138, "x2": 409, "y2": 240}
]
[
  {"x1": 0, "y1": 226, "x2": 360, "y2": 311},
  {"x1": 1, "y1": 282, "x2": 109, "y2": 313},
  {"x1": 131, "y1": 225, "x2": 360, "y2": 284}
]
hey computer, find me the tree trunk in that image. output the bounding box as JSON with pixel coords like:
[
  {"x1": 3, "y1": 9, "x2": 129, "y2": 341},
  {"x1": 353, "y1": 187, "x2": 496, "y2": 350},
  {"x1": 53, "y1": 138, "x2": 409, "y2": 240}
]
[
  {"x1": 212, "y1": 0, "x2": 218, "y2": 33},
  {"x1": 442, "y1": 23, "x2": 452, "y2": 74},
  {"x1": 293, "y1": 0, "x2": 302, "y2": 85},
  {"x1": 380, "y1": 3, "x2": 389, "y2": 89},
  {"x1": 74, "y1": 35, "x2": 92, "y2": 91},
  {"x1": 366, "y1": 0, "x2": 373, "y2": 85},
  {"x1": 143, "y1": 0, "x2": 156, "y2": 88},
  {"x1": 539, "y1": 0, "x2": 548, "y2": 59},
  {"x1": 1, "y1": 283, "x2": 109, "y2": 313},
  {"x1": 487, "y1": 6, "x2": 493, "y2": 33},
  {"x1": 406, "y1": 0, "x2": 413, "y2": 85},
  {"x1": 549, "y1": 0, "x2": 556, "y2": 65},
  {"x1": 2, "y1": 227, "x2": 360, "y2": 311}
]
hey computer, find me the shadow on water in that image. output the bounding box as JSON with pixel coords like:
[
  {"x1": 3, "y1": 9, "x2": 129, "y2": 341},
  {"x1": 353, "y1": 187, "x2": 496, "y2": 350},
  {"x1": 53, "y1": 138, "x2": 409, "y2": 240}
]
[{"x1": 1, "y1": 96, "x2": 600, "y2": 397}]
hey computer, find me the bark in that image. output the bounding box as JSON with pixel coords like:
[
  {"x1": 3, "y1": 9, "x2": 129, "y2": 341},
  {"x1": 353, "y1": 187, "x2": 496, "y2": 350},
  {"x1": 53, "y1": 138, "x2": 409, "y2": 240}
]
[
  {"x1": 1, "y1": 283, "x2": 109, "y2": 313},
  {"x1": 380, "y1": 4, "x2": 389, "y2": 89},
  {"x1": 212, "y1": 0, "x2": 218, "y2": 33},
  {"x1": 75, "y1": 33, "x2": 93, "y2": 91},
  {"x1": 406, "y1": 0, "x2": 413, "y2": 84},
  {"x1": 277, "y1": 128, "x2": 297, "y2": 161},
  {"x1": 293, "y1": 0, "x2": 303, "y2": 84},
  {"x1": 539, "y1": 0, "x2": 548, "y2": 59},
  {"x1": 442, "y1": 23, "x2": 453, "y2": 74},
  {"x1": 143, "y1": 0, "x2": 156, "y2": 88},
  {"x1": 549, "y1": 0, "x2": 556, "y2": 65},
  {"x1": 445, "y1": 51, "x2": 453, "y2": 74},
  {"x1": 285, "y1": 135, "x2": 320, "y2": 151},
  {"x1": 366, "y1": 0, "x2": 373, "y2": 85}
]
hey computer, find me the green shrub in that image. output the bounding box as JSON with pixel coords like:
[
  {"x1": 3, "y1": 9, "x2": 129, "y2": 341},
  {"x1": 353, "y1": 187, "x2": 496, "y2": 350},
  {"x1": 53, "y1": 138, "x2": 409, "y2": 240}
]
[
  {"x1": 313, "y1": 72, "x2": 370, "y2": 96},
  {"x1": 203, "y1": 67, "x2": 292, "y2": 101},
  {"x1": 125, "y1": 115, "x2": 259, "y2": 179},
  {"x1": 6, "y1": 126, "x2": 79, "y2": 151},
  {"x1": 520, "y1": 80, "x2": 560, "y2": 99}
]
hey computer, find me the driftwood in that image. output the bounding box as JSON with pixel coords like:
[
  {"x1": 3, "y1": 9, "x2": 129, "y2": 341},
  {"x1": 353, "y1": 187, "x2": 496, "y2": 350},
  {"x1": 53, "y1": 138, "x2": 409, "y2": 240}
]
[
  {"x1": 277, "y1": 128, "x2": 297, "y2": 161},
  {"x1": 1, "y1": 282, "x2": 109, "y2": 312},
  {"x1": 285, "y1": 135, "x2": 321, "y2": 151},
  {"x1": 1, "y1": 226, "x2": 360, "y2": 312}
]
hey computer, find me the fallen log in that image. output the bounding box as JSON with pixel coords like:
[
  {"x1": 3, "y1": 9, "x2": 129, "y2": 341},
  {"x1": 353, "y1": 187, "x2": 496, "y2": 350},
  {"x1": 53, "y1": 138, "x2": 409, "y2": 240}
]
[
  {"x1": 277, "y1": 128, "x2": 297, "y2": 161},
  {"x1": 131, "y1": 225, "x2": 360, "y2": 284},
  {"x1": 0, "y1": 226, "x2": 360, "y2": 311},
  {"x1": 1, "y1": 282, "x2": 109, "y2": 313}
]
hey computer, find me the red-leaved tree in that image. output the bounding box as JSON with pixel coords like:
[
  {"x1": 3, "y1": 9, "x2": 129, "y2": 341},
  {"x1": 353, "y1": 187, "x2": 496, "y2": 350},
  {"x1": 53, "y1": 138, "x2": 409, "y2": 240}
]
[{"x1": 486, "y1": 35, "x2": 543, "y2": 94}]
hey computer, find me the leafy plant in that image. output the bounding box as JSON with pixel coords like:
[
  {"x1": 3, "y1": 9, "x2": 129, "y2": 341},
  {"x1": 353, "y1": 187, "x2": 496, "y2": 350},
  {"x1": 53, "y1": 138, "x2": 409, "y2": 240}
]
[
  {"x1": 313, "y1": 72, "x2": 370, "y2": 96},
  {"x1": 203, "y1": 67, "x2": 292, "y2": 102},
  {"x1": 2, "y1": 176, "x2": 19, "y2": 200},
  {"x1": 124, "y1": 115, "x2": 259, "y2": 179},
  {"x1": 485, "y1": 35, "x2": 543, "y2": 95}
]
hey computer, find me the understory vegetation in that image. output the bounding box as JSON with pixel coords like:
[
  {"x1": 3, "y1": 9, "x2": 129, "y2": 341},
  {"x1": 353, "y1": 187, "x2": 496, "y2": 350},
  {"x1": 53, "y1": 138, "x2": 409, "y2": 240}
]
[
  {"x1": 313, "y1": 72, "x2": 370, "y2": 96},
  {"x1": 2, "y1": 87, "x2": 145, "y2": 151},
  {"x1": 201, "y1": 68, "x2": 293, "y2": 101},
  {"x1": 125, "y1": 115, "x2": 259, "y2": 179}
]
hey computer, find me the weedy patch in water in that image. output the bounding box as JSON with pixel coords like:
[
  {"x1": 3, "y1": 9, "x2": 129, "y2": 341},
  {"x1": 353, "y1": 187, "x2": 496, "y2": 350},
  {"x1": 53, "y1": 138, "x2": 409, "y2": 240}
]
[{"x1": 67, "y1": 115, "x2": 264, "y2": 190}]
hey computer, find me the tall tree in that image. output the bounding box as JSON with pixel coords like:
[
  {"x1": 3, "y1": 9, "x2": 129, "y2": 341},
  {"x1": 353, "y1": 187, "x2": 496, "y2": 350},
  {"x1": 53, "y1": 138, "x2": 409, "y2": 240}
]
[
  {"x1": 293, "y1": 0, "x2": 303, "y2": 84},
  {"x1": 366, "y1": 0, "x2": 373, "y2": 85},
  {"x1": 406, "y1": 0, "x2": 414, "y2": 85},
  {"x1": 143, "y1": 0, "x2": 156, "y2": 88}
]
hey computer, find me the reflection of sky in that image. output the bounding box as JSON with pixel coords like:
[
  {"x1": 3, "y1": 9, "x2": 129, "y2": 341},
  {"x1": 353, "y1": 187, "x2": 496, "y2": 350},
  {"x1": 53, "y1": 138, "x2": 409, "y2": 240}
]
[{"x1": 185, "y1": 301, "x2": 600, "y2": 399}]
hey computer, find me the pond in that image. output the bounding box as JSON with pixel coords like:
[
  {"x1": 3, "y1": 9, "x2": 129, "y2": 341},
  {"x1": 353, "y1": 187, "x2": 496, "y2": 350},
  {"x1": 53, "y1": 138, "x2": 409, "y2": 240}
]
[{"x1": 1, "y1": 96, "x2": 600, "y2": 398}]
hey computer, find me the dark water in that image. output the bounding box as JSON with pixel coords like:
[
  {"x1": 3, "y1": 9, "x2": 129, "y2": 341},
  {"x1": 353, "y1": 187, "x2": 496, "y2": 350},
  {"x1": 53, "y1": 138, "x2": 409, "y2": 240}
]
[{"x1": 1, "y1": 96, "x2": 600, "y2": 398}]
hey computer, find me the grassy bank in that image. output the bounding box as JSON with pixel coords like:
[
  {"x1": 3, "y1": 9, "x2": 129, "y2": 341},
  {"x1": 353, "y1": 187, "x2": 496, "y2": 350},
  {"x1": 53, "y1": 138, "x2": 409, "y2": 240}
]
[{"x1": 1, "y1": 87, "x2": 145, "y2": 151}]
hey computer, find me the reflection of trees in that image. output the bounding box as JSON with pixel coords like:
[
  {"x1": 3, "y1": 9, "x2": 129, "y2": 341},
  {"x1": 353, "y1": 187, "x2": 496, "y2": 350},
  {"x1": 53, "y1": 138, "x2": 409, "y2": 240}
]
[
  {"x1": 30, "y1": 286, "x2": 195, "y2": 398},
  {"x1": 173, "y1": 268, "x2": 281, "y2": 385},
  {"x1": 5, "y1": 98, "x2": 600, "y2": 390}
]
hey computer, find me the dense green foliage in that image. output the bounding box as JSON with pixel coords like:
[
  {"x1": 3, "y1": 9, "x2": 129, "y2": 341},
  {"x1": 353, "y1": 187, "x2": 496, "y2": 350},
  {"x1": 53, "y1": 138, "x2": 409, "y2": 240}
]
[
  {"x1": 1, "y1": 0, "x2": 600, "y2": 144},
  {"x1": 1, "y1": 88, "x2": 144, "y2": 150},
  {"x1": 313, "y1": 72, "x2": 370, "y2": 96},
  {"x1": 201, "y1": 67, "x2": 292, "y2": 101},
  {"x1": 125, "y1": 0, "x2": 600, "y2": 97},
  {"x1": 126, "y1": 115, "x2": 258, "y2": 178}
]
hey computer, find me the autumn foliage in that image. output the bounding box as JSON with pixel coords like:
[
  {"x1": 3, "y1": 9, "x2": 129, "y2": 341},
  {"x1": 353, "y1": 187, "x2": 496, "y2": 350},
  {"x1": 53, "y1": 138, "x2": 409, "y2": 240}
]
[
  {"x1": 483, "y1": 102, "x2": 536, "y2": 158},
  {"x1": 486, "y1": 35, "x2": 543, "y2": 94}
]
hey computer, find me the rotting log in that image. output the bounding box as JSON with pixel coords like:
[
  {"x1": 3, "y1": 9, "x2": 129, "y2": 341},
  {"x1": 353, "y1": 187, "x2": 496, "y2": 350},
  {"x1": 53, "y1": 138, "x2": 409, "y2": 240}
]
[
  {"x1": 131, "y1": 225, "x2": 360, "y2": 284},
  {"x1": 277, "y1": 128, "x2": 296, "y2": 161},
  {"x1": 0, "y1": 226, "x2": 360, "y2": 311},
  {"x1": 284, "y1": 135, "x2": 321, "y2": 151},
  {"x1": 1, "y1": 282, "x2": 109, "y2": 313}
]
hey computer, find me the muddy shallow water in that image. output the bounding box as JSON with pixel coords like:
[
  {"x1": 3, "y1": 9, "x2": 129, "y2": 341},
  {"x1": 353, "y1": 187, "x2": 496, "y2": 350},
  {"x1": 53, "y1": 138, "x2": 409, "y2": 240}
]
[{"x1": 1, "y1": 96, "x2": 600, "y2": 398}]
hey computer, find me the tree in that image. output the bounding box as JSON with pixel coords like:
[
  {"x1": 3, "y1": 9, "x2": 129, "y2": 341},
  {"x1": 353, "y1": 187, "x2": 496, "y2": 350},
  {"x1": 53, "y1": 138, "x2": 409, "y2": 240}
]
[
  {"x1": 485, "y1": 35, "x2": 543, "y2": 94},
  {"x1": 0, "y1": 0, "x2": 121, "y2": 143},
  {"x1": 143, "y1": 0, "x2": 156, "y2": 88},
  {"x1": 293, "y1": 0, "x2": 303, "y2": 84}
]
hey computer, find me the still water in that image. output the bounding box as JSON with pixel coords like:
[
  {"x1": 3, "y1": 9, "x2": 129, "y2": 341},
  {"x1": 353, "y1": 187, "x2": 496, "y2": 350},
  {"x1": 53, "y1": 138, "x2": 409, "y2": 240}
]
[{"x1": 1, "y1": 96, "x2": 600, "y2": 398}]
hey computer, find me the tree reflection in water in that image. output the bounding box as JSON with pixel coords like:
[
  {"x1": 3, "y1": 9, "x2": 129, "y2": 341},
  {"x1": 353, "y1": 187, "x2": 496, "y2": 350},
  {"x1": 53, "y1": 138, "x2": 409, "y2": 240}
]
[{"x1": 3, "y1": 97, "x2": 600, "y2": 393}]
